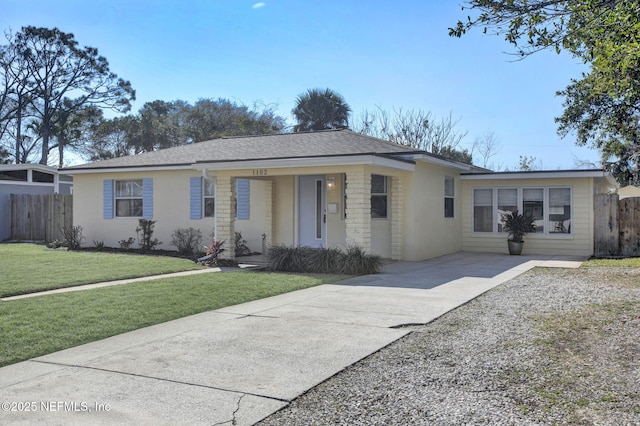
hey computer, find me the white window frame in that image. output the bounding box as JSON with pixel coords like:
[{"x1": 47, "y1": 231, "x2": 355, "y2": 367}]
[
  {"x1": 444, "y1": 176, "x2": 455, "y2": 218},
  {"x1": 497, "y1": 187, "x2": 518, "y2": 233},
  {"x1": 472, "y1": 186, "x2": 573, "y2": 236},
  {"x1": 371, "y1": 174, "x2": 388, "y2": 219},
  {"x1": 115, "y1": 179, "x2": 143, "y2": 218},
  {"x1": 472, "y1": 188, "x2": 494, "y2": 232},
  {"x1": 203, "y1": 178, "x2": 216, "y2": 218}
]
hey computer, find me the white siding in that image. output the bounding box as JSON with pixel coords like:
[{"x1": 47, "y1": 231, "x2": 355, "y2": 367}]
[{"x1": 462, "y1": 177, "x2": 594, "y2": 256}]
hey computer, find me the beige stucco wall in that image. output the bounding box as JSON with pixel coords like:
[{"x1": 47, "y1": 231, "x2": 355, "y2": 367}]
[
  {"x1": 271, "y1": 175, "x2": 295, "y2": 246},
  {"x1": 461, "y1": 177, "x2": 595, "y2": 256},
  {"x1": 399, "y1": 162, "x2": 463, "y2": 261},
  {"x1": 73, "y1": 162, "x2": 467, "y2": 260},
  {"x1": 234, "y1": 179, "x2": 267, "y2": 254},
  {"x1": 73, "y1": 169, "x2": 216, "y2": 250}
]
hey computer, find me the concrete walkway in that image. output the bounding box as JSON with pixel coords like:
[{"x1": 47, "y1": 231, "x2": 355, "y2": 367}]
[{"x1": 0, "y1": 252, "x2": 583, "y2": 425}]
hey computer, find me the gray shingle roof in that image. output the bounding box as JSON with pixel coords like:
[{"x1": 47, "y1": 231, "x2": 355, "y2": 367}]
[{"x1": 64, "y1": 129, "x2": 422, "y2": 170}]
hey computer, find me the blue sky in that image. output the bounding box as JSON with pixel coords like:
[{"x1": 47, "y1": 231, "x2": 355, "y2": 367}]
[{"x1": 2, "y1": 0, "x2": 600, "y2": 169}]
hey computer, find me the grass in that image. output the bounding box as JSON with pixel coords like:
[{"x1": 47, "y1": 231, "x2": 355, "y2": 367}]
[
  {"x1": 498, "y1": 266, "x2": 640, "y2": 421},
  {"x1": 0, "y1": 271, "x2": 345, "y2": 367},
  {"x1": 0, "y1": 243, "x2": 203, "y2": 297},
  {"x1": 530, "y1": 298, "x2": 640, "y2": 417},
  {"x1": 582, "y1": 257, "x2": 640, "y2": 268}
]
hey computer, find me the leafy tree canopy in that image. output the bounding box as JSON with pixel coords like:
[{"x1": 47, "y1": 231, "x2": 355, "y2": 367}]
[
  {"x1": 84, "y1": 98, "x2": 286, "y2": 160},
  {"x1": 0, "y1": 145, "x2": 11, "y2": 164},
  {"x1": 292, "y1": 88, "x2": 351, "y2": 132},
  {"x1": 0, "y1": 26, "x2": 135, "y2": 166},
  {"x1": 450, "y1": 1, "x2": 640, "y2": 184}
]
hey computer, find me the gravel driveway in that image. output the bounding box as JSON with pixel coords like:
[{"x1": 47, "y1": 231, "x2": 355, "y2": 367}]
[{"x1": 259, "y1": 267, "x2": 640, "y2": 425}]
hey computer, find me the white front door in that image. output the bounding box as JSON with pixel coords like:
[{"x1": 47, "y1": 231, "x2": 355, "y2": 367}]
[{"x1": 298, "y1": 175, "x2": 326, "y2": 247}]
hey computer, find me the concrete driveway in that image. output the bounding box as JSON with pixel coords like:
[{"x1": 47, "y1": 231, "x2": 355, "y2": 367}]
[{"x1": 0, "y1": 252, "x2": 583, "y2": 425}]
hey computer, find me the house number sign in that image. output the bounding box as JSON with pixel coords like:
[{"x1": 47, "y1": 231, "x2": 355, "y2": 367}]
[{"x1": 252, "y1": 169, "x2": 268, "y2": 176}]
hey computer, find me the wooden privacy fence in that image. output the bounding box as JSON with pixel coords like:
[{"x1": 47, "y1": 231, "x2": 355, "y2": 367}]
[
  {"x1": 10, "y1": 194, "x2": 73, "y2": 243},
  {"x1": 594, "y1": 194, "x2": 640, "y2": 257}
]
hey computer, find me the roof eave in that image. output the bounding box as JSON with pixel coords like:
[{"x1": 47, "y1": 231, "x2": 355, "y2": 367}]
[
  {"x1": 195, "y1": 154, "x2": 416, "y2": 172},
  {"x1": 61, "y1": 164, "x2": 195, "y2": 175},
  {"x1": 0, "y1": 163, "x2": 64, "y2": 174},
  {"x1": 411, "y1": 153, "x2": 477, "y2": 171},
  {"x1": 62, "y1": 153, "x2": 417, "y2": 175},
  {"x1": 460, "y1": 169, "x2": 615, "y2": 181}
]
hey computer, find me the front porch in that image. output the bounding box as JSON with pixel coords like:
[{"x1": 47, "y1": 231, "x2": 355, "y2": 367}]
[{"x1": 205, "y1": 166, "x2": 409, "y2": 261}]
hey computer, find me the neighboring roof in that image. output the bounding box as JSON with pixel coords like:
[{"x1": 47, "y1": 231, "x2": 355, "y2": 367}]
[
  {"x1": 618, "y1": 185, "x2": 640, "y2": 198},
  {"x1": 63, "y1": 129, "x2": 424, "y2": 172}
]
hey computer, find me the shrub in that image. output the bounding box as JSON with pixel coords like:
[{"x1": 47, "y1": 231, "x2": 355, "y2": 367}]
[
  {"x1": 198, "y1": 239, "x2": 226, "y2": 267},
  {"x1": 61, "y1": 225, "x2": 84, "y2": 250},
  {"x1": 136, "y1": 219, "x2": 161, "y2": 253},
  {"x1": 501, "y1": 210, "x2": 536, "y2": 242},
  {"x1": 93, "y1": 240, "x2": 105, "y2": 251},
  {"x1": 341, "y1": 245, "x2": 381, "y2": 275},
  {"x1": 171, "y1": 227, "x2": 203, "y2": 257},
  {"x1": 266, "y1": 245, "x2": 381, "y2": 275},
  {"x1": 119, "y1": 237, "x2": 135, "y2": 250}
]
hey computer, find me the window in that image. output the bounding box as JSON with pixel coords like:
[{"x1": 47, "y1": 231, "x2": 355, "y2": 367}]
[
  {"x1": 371, "y1": 174, "x2": 388, "y2": 218},
  {"x1": 32, "y1": 171, "x2": 54, "y2": 183},
  {"x1": 105, "y1": 178, "x2": 152, "y2": 219},
  {"x1": 191, "y1": 177, "x2": 249, "y2": 220},
  {"x1": 523, "y1": 188, "x2": 544, "y2": 233},
  {"x1": 343, "y1": 174, "x2": 347, "y2": 219},
  {"x1": 473, "y1": 186, "x2": 572, "y2": 235},
  {"x1": 497, "y1": 188, "x2": 518, "y2": 232},
  {"x1": 444, "y1": 176, "x2": 454, "y2": 218},
  {"x1": 115, "y1": 180, "x2": 143, "y2": 217},
  {"x1": 0, "y1": 170, "x2": 27, "y2": 181},
  {"x1": 549, "y1": 188, "x2": 571, "y2": 234},
  {"x1": 316, "y1": 179, "x2": 323, "y2": 238},
  {"x1": 203, "y1": 179, "x2": 215, "y2": 217},
  {"x1": 473, "y1": 188, "x2": 493, "y2": 232}
]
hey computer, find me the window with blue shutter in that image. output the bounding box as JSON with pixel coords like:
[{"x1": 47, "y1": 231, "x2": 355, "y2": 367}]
[
  {"x1": 236, "y1": 178, "x2": 250, "y2": 220},
  {"x1": 107, "y1": 179, "x2": 152, "y2": 218},
  {"x1": 103, "y1": 180, "x2": 114, "y2": 219},
  {"x1": 190, "y1": 177, "x2": 203, "y2": 220}
]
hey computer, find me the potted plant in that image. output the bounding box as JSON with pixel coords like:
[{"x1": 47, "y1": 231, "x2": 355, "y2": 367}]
[{"x1": 501, "y1": 210, "x2": 536, "y2": 255}]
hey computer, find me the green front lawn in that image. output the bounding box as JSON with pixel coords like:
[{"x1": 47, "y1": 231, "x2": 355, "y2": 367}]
[
  {"x1": 0, "y1": 243, "x2": 203, "y2": 297},
  {"x1": 0, "y1": 271, "x2": 344, "y2": 367}
]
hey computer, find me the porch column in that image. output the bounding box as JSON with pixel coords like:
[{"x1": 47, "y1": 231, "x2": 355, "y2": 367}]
[
  {"x1": 263, "y1": 179, "x2": 273, "y2": 253},
  {"x1": 390, "y1": 175, "x2": 404, "y2": 260},
  {"x1": 345, "y1": 168, "x2": 371, "y2": 253},
  {"x1": 215, "y1": 175, "x2": 235, "y2": 259}
]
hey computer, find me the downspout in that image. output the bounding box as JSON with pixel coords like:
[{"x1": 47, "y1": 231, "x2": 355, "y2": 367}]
[{"x1": 53, "y1": 173, "x2": 60, "y2": 194}]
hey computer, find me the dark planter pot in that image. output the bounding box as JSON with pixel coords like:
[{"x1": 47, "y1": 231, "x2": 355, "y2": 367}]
[{"x1": 507, "y1": 240, "x2": 524, "y2": 255}]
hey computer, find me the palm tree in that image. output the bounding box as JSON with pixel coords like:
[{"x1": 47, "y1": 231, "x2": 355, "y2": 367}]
[{"x1": 292, "y1": 88, "x2": 351, "y2": 132}]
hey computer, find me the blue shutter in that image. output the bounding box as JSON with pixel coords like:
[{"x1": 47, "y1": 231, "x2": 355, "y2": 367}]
[
  {"x1": 103, "y1": 180, "x2": 114, "y2": 219},
  {"x1": 190, "y1": 177, "x2": 202, "y2": 220},
  {"x1": 142, "y1": 178, "x2": 153, "y2": 219},
  {"x1": 236, "y1": 178, "x2": 250, "y2": 220}
]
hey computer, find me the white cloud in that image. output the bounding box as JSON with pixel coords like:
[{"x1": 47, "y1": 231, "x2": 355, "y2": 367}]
[{"x1": 252, "y1": 2, "x2": 266, "y2": 9}]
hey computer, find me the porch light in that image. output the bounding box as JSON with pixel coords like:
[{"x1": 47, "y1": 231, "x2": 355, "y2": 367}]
[{"x1": 326, "y1": 176, "x2": 336, "y2": 191}]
